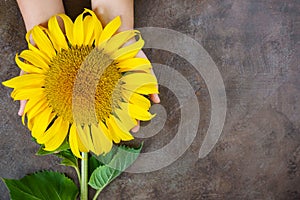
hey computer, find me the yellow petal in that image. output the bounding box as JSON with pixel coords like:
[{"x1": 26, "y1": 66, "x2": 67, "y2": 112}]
[
  {"x1": 76, "y1": 130, "x2": 88, "y2": 153},
  {"x1": 82, "y1": 15, "x2": 95, "y2": 45},
  {"x1": 22, "y1": 93, "x2": 45, "y2": 127},
  {"x1": 75, "y1": 124, "x2": 90, "y2": 152},
  {"x1": 85, "y1": 125, "x2": 96, "y2": 153},
  {"x1": 43, "y1": 119, "x2": 69, "y2": 151},
  {"x1": 32, "y1": 107, "x2": 55, "y2": 139},
  {"x1": 107, "y1": 116, "x2": 134, "y2": 143},
  {"x1": 71, "y1": 124, "x2": 88, "y2": 153},
  {"x1": 98, "y1": 121, "x2": 113, "y2": 141},
  {"x1": 37, "y1": 117, "x2": 62, "y2": 143},
  {"x1": 112, "y1": 34, "x2": 144, "y2": 60},
  {"x1": 69, "y1": 124, "x2": 82, "y2": 158},
  {"x1": 12, "y1": 88, "x2": 44, "y2": 100},
  {"x1": 15, "y1": 54, "x2": 43, "y2": 73},
  {"x1": 76, "y1": 125, "x2": 96, "y2": 153},
  {"x1": 134, "y1": 84, "x2": 159, "y2": 94},
  {"x1": 85, "y1": 9, "x2": 103, "y2": 45},
  {"x1": 96, "y1": 16, "x2": 121, "y2": 46},
  {"x1": 26, "y1": 30, "x2": 50, "y2": 62},
  {"x1": 90, "y1": 124, "x2": 102, "y2": 155},
  {"x1": 23, "y1": 92, "x2": 45, "y2": 116},
  {"x1": 128, "y1": 91, "x2": 151, "y2": 109},
  {"x1": 114, "y1": 102, "x2": 137, "y2": 130},
  {"x1": 113, "y1": 116, "x2": 134, "y2": 140},
  {"x1": 19, "y1": 50, "x2": 50, "y2": 71},
  {"x1": 2, "y1": 74, "x2": 45, "y2": 89},
  {"x1": 58, "y1": 14, "x2": 74, "y2": 45},
  {"x1": 129, "y1": 103, "x2": 155, "y2": 121},
  {"x1": 26, "y1": 99, "x2": 49, "y2": 121},
  {"x1": 24, "y1": 96, "x2": 48, "y2": 129},
  {"x1": 27, "y1": 116, "x2": 34, "y2": 131},
  {"x1": 48, "y1": 16, "x2": 69, "y2": 50},
  {"x1": 32, "y1": 26, "x2": 56, "y2": 59},
  {"x1": 91, "y1": 123, "x2": 112, "y2": 155},
  {"x1": 81, "y1": 9, "x2": 103, "y2": 45},
  {"x1": 106, "y1": 117, "x2": 121, "y2": 143},
  {"x1": 116, "y1": 57, "x2": 151, "y2": 72},
  {"x1": 121, "y1": 73, "x2": 157, "y2": 94},
  {"x1": 27, "y1": 116, "x2": 35, "y2": 131},
  {"x1": 73, "y1": 13, "x2": 84, "y2": 46},
  {"x1": 103, "y1": 30, "x2": 137, "y2": 54},
  {"x1": 122, "y1": 73, "x2": 157, "y2": 84}
]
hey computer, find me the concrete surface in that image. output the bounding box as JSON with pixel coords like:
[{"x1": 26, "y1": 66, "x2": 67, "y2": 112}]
[{"x1": 0, "y1": 0, "x2": 299, "y2": 199}]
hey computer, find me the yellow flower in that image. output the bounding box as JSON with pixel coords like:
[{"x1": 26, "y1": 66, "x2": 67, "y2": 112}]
[{"x1": 2, "y1": 9, "x2": 158, "y2": 158}]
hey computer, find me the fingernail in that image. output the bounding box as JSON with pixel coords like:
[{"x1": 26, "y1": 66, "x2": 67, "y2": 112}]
[
  {"x1": 18, "y1": 110, "x2": 23, "y2": 116},
  {"x1": 155, "y1": 95, "x2": 160, "y2": 103},
  {"x1": 131, "y1": 125, "x2": 140, "y2": 133}
]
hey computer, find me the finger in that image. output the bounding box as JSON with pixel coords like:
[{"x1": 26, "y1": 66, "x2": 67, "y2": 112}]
[
  {"x1": 131, "y1": 120, "x2": 140, "y2": 133},
  {"x1": 150, "y1": 93, "x2": 160, "y2": 104},
  {"x1": 18, "y1": 100, "x2": 27, "y2": 116},
  {"x1": 20, "y1": 70, "x2": 25, "y2": 76}
]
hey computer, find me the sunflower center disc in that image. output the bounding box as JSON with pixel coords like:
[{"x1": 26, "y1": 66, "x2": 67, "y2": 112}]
[{"x1": 44, "y1": 46, "x2": 122, "y2": 123}]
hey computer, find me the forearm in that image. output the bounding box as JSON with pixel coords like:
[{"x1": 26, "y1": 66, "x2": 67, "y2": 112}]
[
  {"x1": 91, "y1": 0, "x2": 134, "y2": 31},
  {"x1": 16, "y1": 0, "x2": 65, "y2": 31},
  {"x1": 16, "y1": 0, "x2": 65, "y2": 116}
]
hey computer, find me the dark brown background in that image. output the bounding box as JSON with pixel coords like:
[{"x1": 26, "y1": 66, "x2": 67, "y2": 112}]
[{"x1": 0, "y1": 0, "x2": 299, "y2": 199}]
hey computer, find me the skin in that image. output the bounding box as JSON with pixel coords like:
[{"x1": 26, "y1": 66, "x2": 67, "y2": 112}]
[
  {"x1": 16, "y1": 0, "x2": 65, "y2": 31},
  {"x1": 16, "y1": 0, "x2": 160, "y2": 132}
]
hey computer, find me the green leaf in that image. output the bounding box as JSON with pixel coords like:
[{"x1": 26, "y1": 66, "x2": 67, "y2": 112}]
[
  {"x1": 56, "y1": 149, "x2": 78, "y2": 169},
  {"x1": 88, "y1": 165, "x2": 120, "y2": 192},
  {"x1": 88, "y1": 145, "x2": 119, "y2": 177},
  {"x1": 88, "y1": 156, "x2": 102, "y2": 177},
  {"x1": 3, "y1": 171, "x2": 78, "y2": 200},
  {"x1": 55, "y1": 150, "x2": 80, "y2": 181},
  {"x1": 88, "y1": 144, "x2": 142, "y2": 191},
  {"x1": 94, "y1": 145, "x2": 118, "y2": 166},
  {"x1": 36, "y1": 141, "x2": 70, "y2": 156}
]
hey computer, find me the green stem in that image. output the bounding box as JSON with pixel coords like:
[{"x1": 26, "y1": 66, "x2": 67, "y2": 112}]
[
  {"x1": 93, "y1": 189, "x2": 102, "y2": 200},
  {"x1": 80, "y1": 152, "x2": 88, "y2": 200}
]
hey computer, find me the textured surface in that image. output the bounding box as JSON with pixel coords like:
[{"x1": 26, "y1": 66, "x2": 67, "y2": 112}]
[{"x1": 0, "y1": 0, "x2": 299, "y2": 199}]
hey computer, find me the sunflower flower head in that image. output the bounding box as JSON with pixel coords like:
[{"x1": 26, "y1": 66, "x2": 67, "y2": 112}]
[{"x1": 2, "y1": 9, "x2": 158, "y2": 158}]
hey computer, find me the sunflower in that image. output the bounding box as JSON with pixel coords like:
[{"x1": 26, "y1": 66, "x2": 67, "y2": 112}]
[{"x1": 2, "y1": 9, "x2": 158, "y2": 158}]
